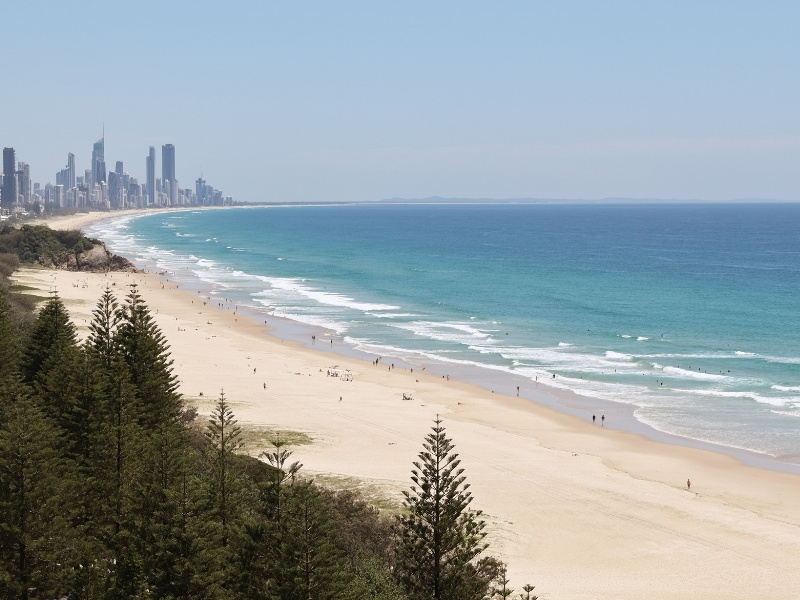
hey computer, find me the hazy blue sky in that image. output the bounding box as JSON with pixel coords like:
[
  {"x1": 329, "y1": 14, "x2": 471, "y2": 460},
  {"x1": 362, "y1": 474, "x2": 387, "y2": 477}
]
[{"x1": 3, "y1": 1, "x2": 799, "y2": 202}]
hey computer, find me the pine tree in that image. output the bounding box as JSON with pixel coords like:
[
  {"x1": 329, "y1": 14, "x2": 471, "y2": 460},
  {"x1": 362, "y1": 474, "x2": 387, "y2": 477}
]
[
  {"x1": 113, "y1": 284, "x2": 192, "y2": 596},
  {"x1": 96, "y1": 358, "x2": 148, "y2": 598},
  {"x1": 19, "y1": 293, "x2": 77, "y2": 385},
  {"x1": 519, "y1": 583, "x2": 538, "y2": 600},
  {"x1": 32, "y1": 335, "x2": 82, "y2": 438},
  {"x1": 205, "y1": 390, "x2": 244, "y2": 549},
  {"x1": 491, "y1": 564, "x2": 514, "y2": 599},
  {"x1": 394, "y1": 417, "x2": 492, "y2": 600},
  {"x1": 162, "y1": 444, "x2": 221, "y2": 599},
  {"x1": 0, "y1": 380, "x2": 78, "y2": 599},
  {"x1": 116, "y1": 283, "x2": 181, "y2": 430},
  {"x1": 234, "y1": 436, "x2": 304, "y2": 599},
  {"x1": 261, "y1": 434, "x2": 302, "y2": 522},
  {"x1": 280, "y1": 481, "x2": 352, "y2": 600},
  {"x1": 86, "y1": 286, "x2": 122, "y2": 369},
  {"x1": 139, "y1": 417, "x2": 200, "y2": 599}
]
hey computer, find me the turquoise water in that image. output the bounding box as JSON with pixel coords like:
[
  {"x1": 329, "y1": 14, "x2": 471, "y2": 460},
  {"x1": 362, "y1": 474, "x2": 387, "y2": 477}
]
[{"x1": 87, "y1": 204, "x2": 800, "y2": 463}]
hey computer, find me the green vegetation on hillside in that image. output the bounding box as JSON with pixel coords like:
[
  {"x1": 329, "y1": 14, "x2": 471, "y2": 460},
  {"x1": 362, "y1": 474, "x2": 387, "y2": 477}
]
[{"x1": 0, "y1": 224, "x2": 98, "y2": 266}]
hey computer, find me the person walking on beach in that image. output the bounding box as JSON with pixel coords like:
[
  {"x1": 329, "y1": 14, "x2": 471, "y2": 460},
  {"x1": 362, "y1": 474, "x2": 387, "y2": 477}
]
[
  {"x1": 593, "y1": 414, "x2": 596, "y2": 424},
  {"x1": 687, "y1": 478, "x2": 691, "y2": 491},
  {"x1": 601, "y1": 414, "x2": 605, "y2": 426}
]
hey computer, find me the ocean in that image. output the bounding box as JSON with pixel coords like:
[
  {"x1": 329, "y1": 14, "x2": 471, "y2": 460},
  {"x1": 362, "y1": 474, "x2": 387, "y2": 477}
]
[{"x1": 86, "y1": 203, "x2": 800, "y2": 466}]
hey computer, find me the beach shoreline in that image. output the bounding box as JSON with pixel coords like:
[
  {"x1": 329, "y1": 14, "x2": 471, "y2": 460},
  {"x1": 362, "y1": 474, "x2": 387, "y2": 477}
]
[
  {"x1": 53, "y1": 207, "x2": 800, "y2": 475},
  {"x1": 15, "y1": 208, "x2": 800, "y2": 599}
]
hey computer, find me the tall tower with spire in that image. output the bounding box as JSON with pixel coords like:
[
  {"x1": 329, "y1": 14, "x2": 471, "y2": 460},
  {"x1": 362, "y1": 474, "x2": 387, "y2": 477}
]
[{"x1": 91, "y1": 128, "x2": 106, "y2": 187}]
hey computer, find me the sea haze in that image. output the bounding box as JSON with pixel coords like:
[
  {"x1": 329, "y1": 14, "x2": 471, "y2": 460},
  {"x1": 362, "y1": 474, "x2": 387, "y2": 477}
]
[{"x1": 88, "y1": 203, "x2": 800, "y2": 464}]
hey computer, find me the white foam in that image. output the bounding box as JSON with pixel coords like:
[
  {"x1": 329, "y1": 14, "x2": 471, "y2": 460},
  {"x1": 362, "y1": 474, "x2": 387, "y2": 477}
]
[
  {"x1": 641, "y1": 352, "x2": 744, "y2": 360},
  {"x1": 365, "y1": 312, "x2": 424, "y2": 319},
  {"x1": 621, "y1": 334, "x2": 632, "y2": 338},
  {"x1": 605, "y1": 351, "x2": 633, "y2": 361},
  {"x1": 344, "y1": 337, "x2": 517, "y2": 374},
  {"x1": 764, "y1": 355, "x2": 800, "y2": 365},
  {"x1": 771, "y1": 410, "x2": 800, "y2": 418},
  {"x1": 273, "y1": 312, "x2": 350, "y2": 334},
  {"x1": 637, "y1": 336, "x2": 649, "y2": 341},
  {"x1": 256, "y1": 277, "x2": 400, "y2": 312},
  {"x1": 466, "y1": 345, "x2": 644, "y2": 378},
  {"x1": 390, "y1": 321, "x2": 496, "y2": 346},
  {"x1": 513, "y1": 367, "x2": 651, "y2": 405},
  {"x1": 772, "y1": 385, "x2": 800, "y2": 392},
  {"x1": 673, "y1": 388, "x2": 799, "y2": 407},
  {"x1": 660, "y1": 366, "x2": 727, "y2": 381},
  {"x1": 192, "y1": 271, "x2": 233, "y2": 287},
  {"x1": 558, "y1": 342, "x2": 573, "y2": 348}
]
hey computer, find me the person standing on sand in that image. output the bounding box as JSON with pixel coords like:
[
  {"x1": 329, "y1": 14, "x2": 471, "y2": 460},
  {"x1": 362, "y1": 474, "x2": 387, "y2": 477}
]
[
  {"x1": 593, "y1": 415, "x2": 596, "y2": 424},
  {"x1": 601, "y1": 414, "x2": 605, "y2": 426},
  {"x1": 687, "y1": 479, "x2": 691, "y2": 490}
]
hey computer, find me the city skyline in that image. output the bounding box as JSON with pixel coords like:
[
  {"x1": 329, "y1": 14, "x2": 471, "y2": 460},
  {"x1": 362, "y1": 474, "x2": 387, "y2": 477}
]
[{"x1": 1, "y1": 135, "x2": 233, "y2": 212}]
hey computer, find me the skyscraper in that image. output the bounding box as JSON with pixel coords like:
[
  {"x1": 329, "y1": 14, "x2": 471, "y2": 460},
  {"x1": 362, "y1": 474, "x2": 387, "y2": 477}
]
[
  {"x1": 115, "y1": 161, "x2": 123, "y2": 176},
  {"x1": 108, "y1": 171, "x2": 121, "y2": 209},
  {"x1": 162, "y1": 144, "x2": 177, "y2": 206},
  {"x1": 60, "y1": 156, "x2": 77, "y2": 191},
  {"x1": 2, "y1": 147, "x2": 17, "y2": 209},
  {"x1": 162, "y1": 144, "x2": 175, "y2": 184},
  {"x1": 66, "y1": 153, "x2": 75, "y2": 189},
  {"x1": 17, "y1": 162, "x2": 31, "y2": 204},
  {"x1": 146, "y1": 146, "x2": 155, "y2": 205},
  {"x1": 92, "y1": 137, "x2": 106, "y2": 186}
]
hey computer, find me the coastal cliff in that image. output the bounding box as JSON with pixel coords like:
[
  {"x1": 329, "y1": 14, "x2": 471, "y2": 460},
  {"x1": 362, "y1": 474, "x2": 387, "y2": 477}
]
[
  {"x1": 0, "y1": 224, "x2": 137, "y2": 273},
  {"x1": 58, "y1": 241, "x2": 138, "y2": 272}
]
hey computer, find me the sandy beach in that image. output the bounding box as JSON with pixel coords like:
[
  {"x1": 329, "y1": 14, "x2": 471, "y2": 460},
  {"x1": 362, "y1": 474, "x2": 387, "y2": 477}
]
[{"x1": 12, "y1": 210, "x2": 800, "y2": 599}]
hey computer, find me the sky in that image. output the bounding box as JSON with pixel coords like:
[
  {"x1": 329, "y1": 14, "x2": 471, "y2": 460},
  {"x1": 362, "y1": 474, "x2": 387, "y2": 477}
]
[{"x1": 3, "y1": 1, "x2": 799, "y2": 202}]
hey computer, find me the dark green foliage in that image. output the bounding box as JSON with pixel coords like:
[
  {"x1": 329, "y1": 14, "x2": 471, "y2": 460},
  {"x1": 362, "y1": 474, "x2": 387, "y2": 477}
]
[
  {"x1": 323, "y1": 490, "x2": 411, "y2": 600},
  {"x1": 0, "y1": 291, "x2": 19, "y2": 385},
  {"x1": 86, "y1": 287, "x2": 121, "y2": 369},
  {"x1": 116, "y1": 283, "x2": 181, "y2": 430},
  {"x1": 394, "y1": 417, "x2": 496, "y2": 600},
  {"x1": 519, "y1": 583, "x2": 538, "y2": 600},
  {"x1": 0, "y1": 381, "x2": 78, "y2": 600},
  {"x1": 205, "y1": 391, "x2": 244, "y2": 549},
  {"x1": 279, "y1": 481, "x2": 353, "y2": 599},
  {"x1": 234, "y1": 439, "x2": 362, "y2": 600},
  {"x1": 0, "y1": 225, "x2": 97, "y2": 266},
  {"x1": 19, "y1": 293, "x2": 77, "y2": 385}
]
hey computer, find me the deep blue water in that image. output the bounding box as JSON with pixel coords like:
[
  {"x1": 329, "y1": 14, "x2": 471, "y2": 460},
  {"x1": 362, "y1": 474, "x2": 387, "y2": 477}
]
[{"x1": 88, "y1": 203, "x2": 800, "y2": 462}]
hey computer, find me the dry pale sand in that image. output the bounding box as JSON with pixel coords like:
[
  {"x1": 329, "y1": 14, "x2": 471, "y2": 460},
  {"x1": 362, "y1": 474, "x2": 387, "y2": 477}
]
[
  {"x1": 23, "y1": 208, "x2": 190, "y2": 233},
  {"x1": 11, "y1": 211, "x2": 800, "y2": 600}
]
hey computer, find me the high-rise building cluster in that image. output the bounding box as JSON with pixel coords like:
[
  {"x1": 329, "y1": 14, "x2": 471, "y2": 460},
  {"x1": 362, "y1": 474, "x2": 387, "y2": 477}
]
[{"x1": 1, "y1": 135, "x2": 234, "y2": 216}]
